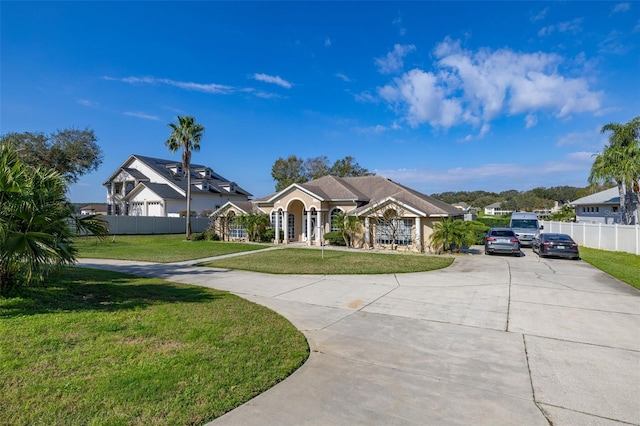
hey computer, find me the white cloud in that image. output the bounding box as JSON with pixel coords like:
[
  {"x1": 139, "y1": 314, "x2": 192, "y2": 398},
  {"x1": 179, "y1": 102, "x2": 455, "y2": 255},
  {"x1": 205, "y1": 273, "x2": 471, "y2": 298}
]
[
  {"x1": 252, "y1": 73, "x2": 293, "y2": 89},
  {"x1": 598, "y1": 31, "x2": 632, "y2": 55},
  {"x1": 525, "y1": 113, "x2": 538, "y2": 128},
  {"x1": 612, "y1": 3, "x2": 631, "y2": 13},
  {"x1": 538, "y1": 18, "x2": 583, "y2": 36},
  {"x1": 377, "y1": 38, "x2": 602, "y2": 130},
  {"x1": 76, "y1": 99, "x2": 95, "y2": 107},
  {"x1": 353, "y1": 90, "x2": 378, "y2": 103},
  {"x1": 379, "y1": 69, "x2": 463, "y2": 128},
  {"x1": 556, "y1": 126, "x2": 603, "y2": 147},
  {"x1": 355, "y1": 125, "x2": 388, "y2": 135},
  {"x1": 374, "y1": 153, "x2": 592, "y2": 192},
  {"x1": 335, "y1": 73, "x2": 352, "y2": 82},
  {"x1": 375, "y1": 44, "x2": 416, "y2": 74},
  {"x1": 104, "y1": 76, "x2": 234, "y2": 94},
  {"x1": 124, "y1": 111, "x2": 160, "y2": 121},
  {"x1": 530, "y1": 7, "x2": 549, "y2": 22},
  {"x1": 538, "y1": 25, "x2": 554, "y2": 37},
  {"x1": 566, "y1": 151, "x2": 597, "y2": 162},
  {"x1": 557, "y1": 18, "x2": 583, "y2": 34},
  {"x1": 392, "y1": 15, "x2": 406, "y2": 36},
  {"x1": 324, "y1": 37, "x2": 332, "y2": 47},
  {"x1": 478, "y1": 123, "x2": 490, "y2": 138}
]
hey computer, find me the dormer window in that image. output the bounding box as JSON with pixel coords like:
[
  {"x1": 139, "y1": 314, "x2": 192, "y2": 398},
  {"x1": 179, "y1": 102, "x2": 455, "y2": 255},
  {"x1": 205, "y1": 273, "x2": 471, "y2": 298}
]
[
  {"x1": 222, "y1": 182, "x2": 236, "y2": 193},
  {"x1": 196, "y1": 168, "x2": 212, "y2": 179},
  {"x1": 167, "y1": 164, "x2": 183, "y2": 178}
]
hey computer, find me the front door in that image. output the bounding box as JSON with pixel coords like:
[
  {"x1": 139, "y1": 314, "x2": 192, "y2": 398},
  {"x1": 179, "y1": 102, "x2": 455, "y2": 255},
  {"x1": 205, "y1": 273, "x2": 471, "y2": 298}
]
[{"x1": 303, "y1": 212, "x2": 316, "y2": 241}]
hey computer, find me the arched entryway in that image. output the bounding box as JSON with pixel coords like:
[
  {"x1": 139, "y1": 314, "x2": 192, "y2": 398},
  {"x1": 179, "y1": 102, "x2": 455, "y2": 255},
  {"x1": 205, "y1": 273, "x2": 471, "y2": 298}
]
[{"x1": 287, "y1": 199, "x2": 305, "y2": 242}]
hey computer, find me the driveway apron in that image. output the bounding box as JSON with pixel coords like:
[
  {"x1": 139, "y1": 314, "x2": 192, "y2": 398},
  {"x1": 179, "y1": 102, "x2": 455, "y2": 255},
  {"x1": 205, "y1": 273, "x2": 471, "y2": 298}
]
[{"x1": 78, "y1": 250, "x2": 640, "y2": 425}]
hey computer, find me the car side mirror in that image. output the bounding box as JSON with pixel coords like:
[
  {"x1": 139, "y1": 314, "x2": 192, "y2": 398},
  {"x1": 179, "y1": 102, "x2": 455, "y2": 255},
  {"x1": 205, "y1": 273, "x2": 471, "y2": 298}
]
[{"x1": 540, "y1": 225, "x2": 544, "y2": 230}]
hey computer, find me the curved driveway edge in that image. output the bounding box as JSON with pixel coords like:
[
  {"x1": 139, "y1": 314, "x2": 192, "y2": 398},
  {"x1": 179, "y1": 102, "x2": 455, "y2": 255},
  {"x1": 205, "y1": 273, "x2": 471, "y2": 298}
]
[{"x1": 78, "y1": 249, "x2": 640, "y2": 425}]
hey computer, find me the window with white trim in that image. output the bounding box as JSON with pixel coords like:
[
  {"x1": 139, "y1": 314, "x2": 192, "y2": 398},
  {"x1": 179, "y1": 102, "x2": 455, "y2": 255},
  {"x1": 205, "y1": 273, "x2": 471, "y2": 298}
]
[
  {"x1": 375, "y1": 218, "x2": 413, "y2": 246},
  {"x1": 329, "y1": 208, "x2": 343, "y2": 232},
  {"x1": 228, "y1": 217, "x2": 247, "y2": 239},
  {"x1": 288, "y1": 213, "x2": 294, "y2": 239}
]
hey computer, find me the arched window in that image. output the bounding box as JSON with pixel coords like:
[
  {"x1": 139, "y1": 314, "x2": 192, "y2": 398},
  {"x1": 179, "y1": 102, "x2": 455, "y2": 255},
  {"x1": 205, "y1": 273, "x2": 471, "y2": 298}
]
[
  {"x1": 288, "y1": 213, "x2": 295, "y2": 239},
  {"x1": 329, "y1": 208, "x2": 343, "y2": 232},
  {"x1": 228, "y1": 216, "x2": 247, "y2": 239}
]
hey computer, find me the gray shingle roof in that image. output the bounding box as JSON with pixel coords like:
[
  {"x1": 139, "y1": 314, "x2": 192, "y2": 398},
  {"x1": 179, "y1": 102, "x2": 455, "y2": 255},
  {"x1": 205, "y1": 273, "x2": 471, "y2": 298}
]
[
  {"x1": 571, "y1": 187, "x2": 637, "y2": 205},
  {"x1": 126, "y1": 182, "x2": 184, "y2": 200},
  {"x1": 106, "y1": 154, "x2": 252, "y2": 197},
  {"x1": 283, "y1": 175, "x2": 461, "y2": 217}
]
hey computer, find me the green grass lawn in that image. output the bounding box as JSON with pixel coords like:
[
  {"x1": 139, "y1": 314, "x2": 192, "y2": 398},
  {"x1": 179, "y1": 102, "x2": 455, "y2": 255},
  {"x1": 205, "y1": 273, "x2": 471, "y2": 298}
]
[
  {"x1": 580, "y1": 247, "x2": 640, "y2": 290},
  {"x1": 200, "y1": 247, "x2": 454, "y2": 274},
  {"x1": 0, "y1": 268, "x2": 308, "y2": 425},
  {"x1": 75, "y1": 234, "x2": 270, "y2": 262}
]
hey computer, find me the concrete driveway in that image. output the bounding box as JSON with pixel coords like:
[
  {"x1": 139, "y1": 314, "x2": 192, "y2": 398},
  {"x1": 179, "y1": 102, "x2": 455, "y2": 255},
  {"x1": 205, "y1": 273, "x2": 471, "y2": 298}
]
[{"x1": 79, "y1": 248, "x2": 640, "y2": 425}]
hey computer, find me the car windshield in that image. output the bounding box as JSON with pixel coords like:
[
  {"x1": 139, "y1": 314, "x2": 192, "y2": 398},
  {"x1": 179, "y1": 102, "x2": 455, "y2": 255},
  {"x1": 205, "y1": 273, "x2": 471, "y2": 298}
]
[{"x1": 511, "y1": 219, "x2": 538, "y2": 229}]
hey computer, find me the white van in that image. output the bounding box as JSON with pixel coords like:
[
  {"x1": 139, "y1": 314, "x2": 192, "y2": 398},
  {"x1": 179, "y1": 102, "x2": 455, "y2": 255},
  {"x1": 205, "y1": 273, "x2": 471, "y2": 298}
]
[{"x1": 509, "y1": 212, "x2": 542, "y2": 247}]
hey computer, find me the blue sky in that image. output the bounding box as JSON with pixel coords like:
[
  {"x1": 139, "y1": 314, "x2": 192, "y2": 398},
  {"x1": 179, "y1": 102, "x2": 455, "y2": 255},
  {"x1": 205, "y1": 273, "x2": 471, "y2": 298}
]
[{"x1": 2, "y1": 1, "x2": 639, "y2": 202}]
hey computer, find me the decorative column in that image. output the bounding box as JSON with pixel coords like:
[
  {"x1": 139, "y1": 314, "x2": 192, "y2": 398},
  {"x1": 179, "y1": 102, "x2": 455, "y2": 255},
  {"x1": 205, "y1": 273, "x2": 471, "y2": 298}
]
[
  {"x1": 415, "y1": 217, "x2": 422, "y2": 252},
  {"x1": 274, "y1": 211, "x2": 280, "y2": 244},
  {"x1": 315, "y1": 209, "x2": 322, "y2": 245},
  {"x1": 365, "y1": 217, "x2": 371, "y2": 247},
  {"x1": 283, "y1": 210, "x2": 288, "y2": 244},
  {"x1": 306, "y1": 210, "x2": 312, "y2": 246}
]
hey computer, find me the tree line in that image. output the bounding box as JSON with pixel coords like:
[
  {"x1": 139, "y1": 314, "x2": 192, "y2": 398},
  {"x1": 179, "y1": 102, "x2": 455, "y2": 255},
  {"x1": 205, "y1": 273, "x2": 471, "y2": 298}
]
[
  {"x1": 271, "y1": 155, "x2": 373, "y2": 191},
  {"x1": 430, "y1": 185, "x2": 614, "y2": 212}
]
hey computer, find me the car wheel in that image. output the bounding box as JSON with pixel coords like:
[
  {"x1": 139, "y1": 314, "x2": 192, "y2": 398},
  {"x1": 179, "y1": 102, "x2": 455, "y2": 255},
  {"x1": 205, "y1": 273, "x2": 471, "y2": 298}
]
[{"x1": 513, "y1": 252, "x2": 520, "y2": 257}]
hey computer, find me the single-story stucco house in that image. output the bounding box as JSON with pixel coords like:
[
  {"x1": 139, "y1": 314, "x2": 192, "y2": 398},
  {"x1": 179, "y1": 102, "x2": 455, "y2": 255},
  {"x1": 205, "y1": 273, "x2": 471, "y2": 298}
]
[
  {"x1": 103, "y1": 154, "x2": 251, "y2": 217},
  {"x1": 210, "y1": 175, "x2": 462, "y2": 252},
  {"x1": 571, "y1": 187, "x2": 639, "y2": 224}
]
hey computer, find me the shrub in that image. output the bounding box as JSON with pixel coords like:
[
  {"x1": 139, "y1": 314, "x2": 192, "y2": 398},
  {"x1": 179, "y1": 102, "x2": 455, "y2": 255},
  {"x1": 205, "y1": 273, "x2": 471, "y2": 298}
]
[
  {"x1": 324, "y1": 231, "x2": 347, "y2": 246},
  {"x1": 191, "y1": 232, "x2": 205, "y2": 241},
  {"x1": 204, "y1": 229, "x2": 219, "y2": 241},
  {"x1": 259, "y1": 228, "x2": 283, "y2": 243},
  {"x1": 476, "y1": 216, "x2": 510, "y2": 228}
]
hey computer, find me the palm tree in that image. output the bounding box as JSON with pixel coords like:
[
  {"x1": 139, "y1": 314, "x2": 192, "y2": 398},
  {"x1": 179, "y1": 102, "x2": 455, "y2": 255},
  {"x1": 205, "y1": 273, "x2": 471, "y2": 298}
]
[
  {"x1": 332, "y1": 211, "x2": 362, "y2": 248},
  {"x1": 589, "y1": 116, "x2": 640, "y2": 224},
  {"x1": 0, "y1": 143, "x2": 107, "y2": 294},
  {"x1": 165, "y1": 116, "x2": 205, "y2": 240}
]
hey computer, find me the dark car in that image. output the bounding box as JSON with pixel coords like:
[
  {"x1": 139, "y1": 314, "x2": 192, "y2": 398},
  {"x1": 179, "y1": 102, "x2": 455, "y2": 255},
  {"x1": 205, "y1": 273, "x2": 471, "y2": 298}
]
[
  {"x1": 532, "y1": 233, "x2": 580, "y2": 260},
  {"x1": 485, "y1": 228, "x2": 521, "y2": 256}
]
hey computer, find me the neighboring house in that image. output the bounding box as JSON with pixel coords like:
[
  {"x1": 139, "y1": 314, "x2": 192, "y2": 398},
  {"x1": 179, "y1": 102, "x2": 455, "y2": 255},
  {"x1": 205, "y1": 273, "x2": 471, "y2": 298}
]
[
  {"x1": 103, "y1": 154, "x2": 251, "y2": 217},
  {"x1": 533, "y1": 201, "x2": 564, "y2": 218},
  {"x1": 452, "y1": 202, "x2": 478, "y2": 221},
  {"x1": 80, "y1": 204, "x2": 108, "y2": 215},
  {"x1": 484, "y1": 202, "x2": 512, "y2": 216},
  {"x1": 211, "y1": 175, "x2": 462, "y2": 252},
  {"x1": 571, "y1": 187, "x2": 638, "y2": 224}
]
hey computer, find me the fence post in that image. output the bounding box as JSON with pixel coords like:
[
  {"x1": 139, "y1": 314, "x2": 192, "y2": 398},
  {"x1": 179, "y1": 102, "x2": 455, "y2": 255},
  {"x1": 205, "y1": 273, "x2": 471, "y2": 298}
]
[
  {"x1": 636, "y1": 225, "x2": 639, "y2": 255},
  {"x1": 598, "y1": 223, "x2": 602, "y2": 249},
  {"x1": 614, "y1": 224, "x2": 618, "y2": 252}
]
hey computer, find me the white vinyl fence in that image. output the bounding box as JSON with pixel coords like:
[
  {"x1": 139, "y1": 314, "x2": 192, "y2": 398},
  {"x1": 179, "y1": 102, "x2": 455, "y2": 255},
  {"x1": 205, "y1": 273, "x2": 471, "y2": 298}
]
[
  {"x1": 541, "y1": 220, "x2": 640, "y2": 255},
  {"x1": 97, "y1": 216, "x2": 210, "y2": 235}
]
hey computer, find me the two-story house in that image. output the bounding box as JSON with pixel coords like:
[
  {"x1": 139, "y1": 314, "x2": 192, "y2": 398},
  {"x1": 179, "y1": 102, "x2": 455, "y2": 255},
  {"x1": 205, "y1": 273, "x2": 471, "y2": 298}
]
[{"x1": 103, "y1": 154, "x2": 251, "y2": 217}]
